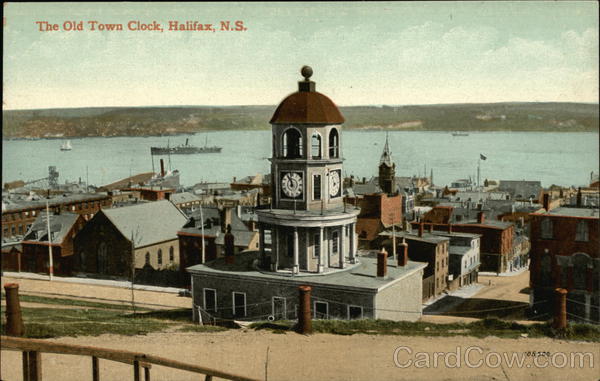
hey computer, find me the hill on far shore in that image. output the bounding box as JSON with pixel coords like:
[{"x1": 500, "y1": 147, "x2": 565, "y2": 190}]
[{"x1": 2, "y1": 102, "x2": 598, "y2": 139}]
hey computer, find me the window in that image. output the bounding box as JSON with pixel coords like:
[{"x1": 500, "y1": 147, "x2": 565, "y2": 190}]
[
  {"x1": 145, "y1": 252, "x2": 150, "y2": 266},
  {"x1": 32, "y1": 211, "x2": 37, "y2": 216},
  {"x1": 157, "y1": 249, "x2": 163, "y2": 265},
  {"x1": 348, "y1": 305, "x2": 363, "y2": 320},
  {"x1": 575, "y1": 220, "x2": 589, "y2": 242},
  {"x1": 282, "y1": 128, "x2": 303, "y2": 158},
  {"x1": 311, "y1": 133, "x2": 322, "y2": 159},
  {"x1": 314, "y1": 301, "x2": 329, "y2": 319},
  {"x1": 272, "y1": 297, "x2": 286, "y2": 320},
  {"x1": 232, "y1": 292, "x2": 247, "y2": 318},
  {"x1": 204, "y1": 288, "x2": 217, "y2": 312},
  {"x1": 313, "y1": 174, "x2": 321, "y2": 200},
  {"x1": 169, "y1": 246, "x2": 175, "y2": 262},
  {"x1": 313, "y1": 233, "x2": 320, "y2": 258},
  {"x1": 328, "y1": 129, "x2": 339, "y2": 158},
  {"x1": 332, "y1": 231, "x2": 339, "y2": 254},
  {"x1": 541, "y1": 218, "x2": 553, "y2": 239}
]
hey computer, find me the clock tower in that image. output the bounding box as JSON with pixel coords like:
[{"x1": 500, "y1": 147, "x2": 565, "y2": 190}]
[{"x1": 256, "y1": 66, "x2": 359, "y2": 274}]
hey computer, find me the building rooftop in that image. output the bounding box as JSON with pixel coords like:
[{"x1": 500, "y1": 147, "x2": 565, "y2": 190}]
[
  {"x1": 269, "y1": 67, "x2": 344, "y2": 125},
  {"x1": 379, "y1": 231, "x2": 450, "y2": 244},
  {"x1": 22, "y1": 211, "x2": 80, "y2": 244},
  {"x1": 101, "y1": 200, "x2": 188, "y2": 248},
  {"x1": 2, "y1": 192, "x2": 109, "y2": 212},
  {"x1": 169, "y1": 192, "x2": 202, "y2": 205},
  {"x1": 535, "y1": 207, "x2": 599, "y2": 219},
  {"x1": 187, "y1": 251, "x2": 427, "y2": 292}
]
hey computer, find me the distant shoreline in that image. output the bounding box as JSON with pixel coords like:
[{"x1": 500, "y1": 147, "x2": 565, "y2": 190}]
[
  {"x1": 3, "y1": 102, "x2": 598, "y2": 139},
  {"x1": 3, "y1": 127, "x2": 599, "y2": 141}
]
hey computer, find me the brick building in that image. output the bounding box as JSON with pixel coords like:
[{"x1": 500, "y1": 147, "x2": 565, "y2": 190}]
[
  {"x1": 20, "y1": 212, "x2": 86, "y2": 276},
  {"x1": 529, "y1": 205, "x2": 599, "y2": 323},
  {"x1": 2, "y1": 193, "x2": 111, "y2": 241},
  {"x1": 379, "y1": 226, "x2": 449, "y2": 301}
]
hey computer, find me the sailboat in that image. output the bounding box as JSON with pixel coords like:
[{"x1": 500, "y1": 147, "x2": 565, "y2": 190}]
[{"x1": 60, "y1": 140, "x2": 73, "y2": 151}]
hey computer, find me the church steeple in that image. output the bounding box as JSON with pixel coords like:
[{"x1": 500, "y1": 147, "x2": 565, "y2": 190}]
[
  {"x1": 378, "y1": 133, "x2": 396, "y2": 195},
  {"x1": 380, "y1": 132, "x2": 393, "y2": 168}
]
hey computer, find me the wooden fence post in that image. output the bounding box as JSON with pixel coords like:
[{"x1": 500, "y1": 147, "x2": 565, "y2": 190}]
[
  {"x1": 22, "y1": 351, "x2": 42, "y2": 381},
  {"x1": 553, "y1": 288, "x2": 568, "y2": 329},
  {"x1": 92, "y1": 356, "x2": 99, "y2": 381},
  {"x1": 133, "y1": 360, "x2": 140, "y2": 381}
]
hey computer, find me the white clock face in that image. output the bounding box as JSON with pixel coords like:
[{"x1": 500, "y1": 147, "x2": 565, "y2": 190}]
[
  {"x1": 281, "y1": 172, "x2": 303, "y2": 198},
  {"x1": 329, "y1": 170, "x2": 341, "y2": 197}
]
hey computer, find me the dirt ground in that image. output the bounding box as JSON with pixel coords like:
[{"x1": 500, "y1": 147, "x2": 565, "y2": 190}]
[{"x1": 2, "y1": 330, "x2": 598, "y2": 381}]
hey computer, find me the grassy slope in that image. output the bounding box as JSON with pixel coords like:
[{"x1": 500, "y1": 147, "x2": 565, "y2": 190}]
[{"x1": 1, "y1": 294, "x2": 598, "y2": 340}]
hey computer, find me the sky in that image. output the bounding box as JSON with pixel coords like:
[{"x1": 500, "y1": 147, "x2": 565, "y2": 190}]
[{"x1": 3, "y1": 2, "x2": 599, "y2": 109}]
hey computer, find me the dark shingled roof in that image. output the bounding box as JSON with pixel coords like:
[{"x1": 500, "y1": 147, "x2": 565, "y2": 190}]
[{"x1": 270, "y1": 91, "x2": 344, "y2": 125}]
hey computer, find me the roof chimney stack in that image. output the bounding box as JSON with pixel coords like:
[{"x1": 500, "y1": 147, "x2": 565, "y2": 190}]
[
  {"x1": 398, "y1": 238, "x2": 408, "y2": 267},
  {"x1": 418, "y1": 223, "x2": 424, "y2": 237},
  {"x1": 377, "y1": 248, "x2": 388, "y2": 278},
  {"x1": 160, "y1": 159, "x2": 165, "y2": 178},
  {"x1": 543, "y1": 193, "x2": 550, "y2": 211},
  {"x1": 576, "y1": 187, "x2": 582, "y2": 207},
  {"x1": 477, "y1": 212, "x2": 485, "y2": 224}
]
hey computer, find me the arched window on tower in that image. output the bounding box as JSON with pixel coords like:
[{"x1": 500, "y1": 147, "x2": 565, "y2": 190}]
[
  {"x1": 311, "y1": 133, "x2": 322, "y2": 159},
  {"x1": 329, "y1": 129, "x2": 339, "y2": 158},
  {"x1": 282, "y1": 128, "x2": 303, "y2": 158}
]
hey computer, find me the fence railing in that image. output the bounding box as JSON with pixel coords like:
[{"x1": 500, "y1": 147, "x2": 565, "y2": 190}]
[{"x1": 1, "y1": 335, "x2": 260, "y2": 381}]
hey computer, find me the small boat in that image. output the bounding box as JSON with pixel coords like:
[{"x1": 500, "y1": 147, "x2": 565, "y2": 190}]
[
  {"x1": 60, "y1": 141, "x2": 72, "y2": 151},
  {"x1": 451, "y1": 131, "x2": 469, "y2": 137},
  {"x1": 151, "y1": 136, "x2": 222, "y2": 155}
]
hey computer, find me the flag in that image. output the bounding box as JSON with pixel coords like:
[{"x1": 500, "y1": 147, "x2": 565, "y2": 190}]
[{"x1": 480, "y1": 154, "x2": 487, "y2": 160}]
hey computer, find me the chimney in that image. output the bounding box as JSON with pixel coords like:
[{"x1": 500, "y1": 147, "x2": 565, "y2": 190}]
[
  {"x1": 418, "y1": 223, "x2": 424, "y2": 237},
  {"x1": 160, "y1": 159, "x2": 165, "y2": 178},
  {"x1": 398, "y1": 239, "x2": 408, "y2": 266},
  {"x1": 224, "y1": 224, "x2": 235, "y2": 264},
  {"x1": 543, "y1": 193, "x2": 550, "y2": 211},
  {"x1": 362, "y1": 177, "x2": 366, "y2": 184},
  {"x1": 350, "y1": 175, "x2": 355, "y2": 187},
  {"x1": 576, "y1": 187, "x2": 582, "y2": 207},
  {"x1": 477, "y1": 212, "x2": 485, "y2": 224},
  {"x1": 447, "y1": 223, "x2": 453, "y2": 234},
  {"x1": 377, "y1": 248, "x2": 388, "y2": 278},
  {"x1": 233, "y1": 176, "x2": 237, "y2": 183}
]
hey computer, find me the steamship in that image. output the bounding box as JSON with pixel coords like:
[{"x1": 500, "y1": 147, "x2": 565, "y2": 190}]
[{"x1": 150, "y1": 137, "x2": 222, "y2": 155}]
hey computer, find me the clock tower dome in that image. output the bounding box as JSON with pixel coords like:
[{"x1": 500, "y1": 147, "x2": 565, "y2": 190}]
[{"x1": 256, "y1": 66, "x2": 359, "y2": 274}]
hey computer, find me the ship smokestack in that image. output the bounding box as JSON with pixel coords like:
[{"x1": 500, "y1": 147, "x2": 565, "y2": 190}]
[{"x1": 160, "y1": 159, "x2": 165, "y2": 178}]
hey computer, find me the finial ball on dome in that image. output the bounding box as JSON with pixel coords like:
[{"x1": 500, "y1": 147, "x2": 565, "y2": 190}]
[{"x1": 301, "y1": 65, "x2": 313, "y2": 80}]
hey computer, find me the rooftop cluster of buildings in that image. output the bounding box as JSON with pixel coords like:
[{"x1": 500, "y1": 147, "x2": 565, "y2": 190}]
[{"x1": 2, "y1": 67, "x2": 598, "y2": 324}]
